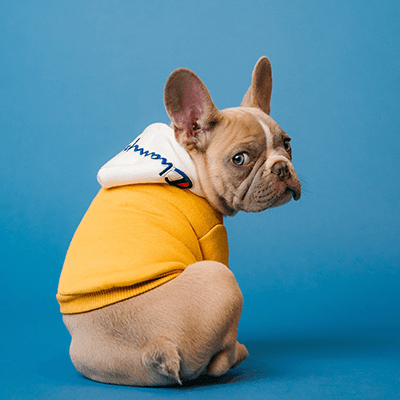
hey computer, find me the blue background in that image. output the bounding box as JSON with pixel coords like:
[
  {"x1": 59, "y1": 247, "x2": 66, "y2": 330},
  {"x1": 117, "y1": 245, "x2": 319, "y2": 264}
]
[{"x1": 1, "y1": 1, "x2": 399, "y2": 399}]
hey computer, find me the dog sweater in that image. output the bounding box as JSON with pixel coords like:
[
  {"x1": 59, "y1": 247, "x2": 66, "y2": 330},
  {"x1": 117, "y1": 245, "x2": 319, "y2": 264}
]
[{"x1": 57, "y1": 124, "x2": 229, "y2": 314}]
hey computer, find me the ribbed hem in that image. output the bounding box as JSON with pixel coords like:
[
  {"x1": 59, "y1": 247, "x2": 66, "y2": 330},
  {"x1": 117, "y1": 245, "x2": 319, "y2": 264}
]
[{"x1": 57, "y1": 270, "x2": 182, "y2": 314}]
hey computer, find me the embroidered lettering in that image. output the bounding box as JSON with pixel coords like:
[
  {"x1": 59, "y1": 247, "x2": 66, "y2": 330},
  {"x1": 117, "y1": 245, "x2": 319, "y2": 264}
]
[
  {"x1": 165, "y1": 168, "x2": 193, "y2": 189},
  {"x1": 123, "y1": 138, "x2": 193, "y2": 189}
]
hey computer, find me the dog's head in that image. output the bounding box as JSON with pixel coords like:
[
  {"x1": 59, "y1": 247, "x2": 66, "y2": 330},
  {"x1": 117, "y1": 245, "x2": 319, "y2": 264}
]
[{"x1": 164, "y1": 56, "x2": 301, "y2": 216}]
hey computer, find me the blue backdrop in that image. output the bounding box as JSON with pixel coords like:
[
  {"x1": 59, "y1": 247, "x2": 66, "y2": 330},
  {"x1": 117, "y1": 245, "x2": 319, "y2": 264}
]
[{"x1": 1, "y1": 1, "x2": 399, "y2": 399}]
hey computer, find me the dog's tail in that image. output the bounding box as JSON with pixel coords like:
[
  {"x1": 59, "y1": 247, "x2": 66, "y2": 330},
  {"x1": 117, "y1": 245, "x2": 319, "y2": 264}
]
[{"x1": 142, "y1": 339, "x2": 182, "y2": 385}]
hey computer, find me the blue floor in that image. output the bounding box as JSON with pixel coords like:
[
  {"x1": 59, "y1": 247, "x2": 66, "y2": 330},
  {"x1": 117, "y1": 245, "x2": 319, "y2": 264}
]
[{"x1": 2, "y1": 315, "x2": 399, "y2": 400}]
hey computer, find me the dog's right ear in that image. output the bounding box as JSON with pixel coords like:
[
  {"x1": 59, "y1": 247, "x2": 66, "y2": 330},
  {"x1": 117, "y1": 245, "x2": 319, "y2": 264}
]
[
  {"x1": 240, "y1": 56, "x2": 272, "y2": 115},
  {"x1": 164, "y1": 69, "x2": 221, "y2": 151}
]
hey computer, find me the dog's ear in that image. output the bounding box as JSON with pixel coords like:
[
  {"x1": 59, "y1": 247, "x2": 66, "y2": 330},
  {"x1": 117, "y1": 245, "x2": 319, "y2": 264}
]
[
  {"x1": 164, "y1": 68, "x2": 221, "y2": 151},
  {"x1": 240, "y1": 56, "x2": 272, "y2": 115}
]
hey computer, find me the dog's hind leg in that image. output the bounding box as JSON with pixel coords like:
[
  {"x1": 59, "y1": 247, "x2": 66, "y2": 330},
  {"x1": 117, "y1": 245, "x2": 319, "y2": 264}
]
[
  {"x1": 207, "y1": 341, "x2": 249, "y2": 376},
  {"x1": 63, "y1": 260, "x2": 247, "y2": 386}
]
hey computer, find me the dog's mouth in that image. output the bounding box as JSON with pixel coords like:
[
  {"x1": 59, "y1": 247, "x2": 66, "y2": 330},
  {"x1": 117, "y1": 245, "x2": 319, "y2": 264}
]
[
  {"x1": 259, "y1": 183, "x2": 301, "y2": 210},
  {"x1": 216, "y1": 172, "x2": 301, "y2": 215},
  {"x1": 289, "y1": 187, "x2": 301, "y2": 201}
]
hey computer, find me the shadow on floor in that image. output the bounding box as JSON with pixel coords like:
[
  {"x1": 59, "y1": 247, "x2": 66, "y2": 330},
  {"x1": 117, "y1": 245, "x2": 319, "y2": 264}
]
[{"x1": 38, "y1": 334, "x2": 399, "y2": 390}]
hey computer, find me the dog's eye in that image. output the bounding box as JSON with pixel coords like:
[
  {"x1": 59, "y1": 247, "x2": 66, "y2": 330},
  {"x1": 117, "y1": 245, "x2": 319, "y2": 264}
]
[
  {"x1": 283, "y1": 138, "x2": 291, "y2": 152},
  {"x1": 232, "y1": 152, "x2": 250, "y2": 166}
]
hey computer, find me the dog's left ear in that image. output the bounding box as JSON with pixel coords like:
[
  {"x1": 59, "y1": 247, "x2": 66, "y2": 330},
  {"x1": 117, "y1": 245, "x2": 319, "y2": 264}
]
[
  {"x1": 164, "y1": 69, "x2": 221, "y2": 151},
  {"x1": 241, "y1": 56, "x2": 272, "y2": 115}
]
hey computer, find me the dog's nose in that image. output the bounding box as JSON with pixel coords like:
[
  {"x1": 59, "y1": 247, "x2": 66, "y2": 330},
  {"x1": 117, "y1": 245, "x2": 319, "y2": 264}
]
[{"x1": 271, "y1": 161, "x2": 290, "y2": 180}]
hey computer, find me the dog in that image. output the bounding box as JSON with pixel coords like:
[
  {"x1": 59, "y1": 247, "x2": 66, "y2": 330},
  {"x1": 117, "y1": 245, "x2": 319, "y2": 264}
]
[{"x1": 57, "y1": 56, "x2": 301, "y2": 386}]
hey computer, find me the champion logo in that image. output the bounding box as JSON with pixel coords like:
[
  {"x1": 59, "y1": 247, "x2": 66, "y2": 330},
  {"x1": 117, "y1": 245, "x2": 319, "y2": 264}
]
[{"x1": 124, "y1": 138, "x2": 193, "y2": 190}]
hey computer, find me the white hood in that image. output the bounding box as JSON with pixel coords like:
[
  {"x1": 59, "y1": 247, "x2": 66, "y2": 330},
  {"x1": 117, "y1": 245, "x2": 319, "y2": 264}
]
[{"x1": 97, "y1": 123, "x2": 204, "y2": 197}]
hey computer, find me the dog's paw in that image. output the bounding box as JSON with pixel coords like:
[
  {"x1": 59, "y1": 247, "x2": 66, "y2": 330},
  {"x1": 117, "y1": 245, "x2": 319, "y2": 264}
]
[
  {"x1": 231, "y1": 342, "x2": 249, "y2": 368},
  {"x1": 207, "y1": 341, "x2": 248, "y2": 376}
]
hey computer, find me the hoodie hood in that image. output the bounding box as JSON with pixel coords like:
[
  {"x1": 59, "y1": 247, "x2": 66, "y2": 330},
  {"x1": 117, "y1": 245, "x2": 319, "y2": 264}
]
[{"x1": 97, "y1": 123, "x2": 204, "y2": 197}]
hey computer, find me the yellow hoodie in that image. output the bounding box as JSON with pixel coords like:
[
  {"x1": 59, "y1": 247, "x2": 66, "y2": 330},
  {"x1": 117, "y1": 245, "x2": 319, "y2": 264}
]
[{"x1": 56, "y1": 184, "x2": 229, "y2": 314}]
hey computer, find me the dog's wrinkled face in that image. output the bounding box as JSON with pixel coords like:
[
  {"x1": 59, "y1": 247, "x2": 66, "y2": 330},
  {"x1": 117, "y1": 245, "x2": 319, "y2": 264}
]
[
  {"x1": 164, "y1": 56, "x2": 301, "y2": 216},
  {"x1": 199, "y1": 107, "x2": 301, "y2": 215}
]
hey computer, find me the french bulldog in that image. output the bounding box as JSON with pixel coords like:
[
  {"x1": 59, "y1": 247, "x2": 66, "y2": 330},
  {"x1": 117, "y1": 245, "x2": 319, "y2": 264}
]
[{"x1": 58, "y1": 56, "x2": 301, "y2": 386}]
